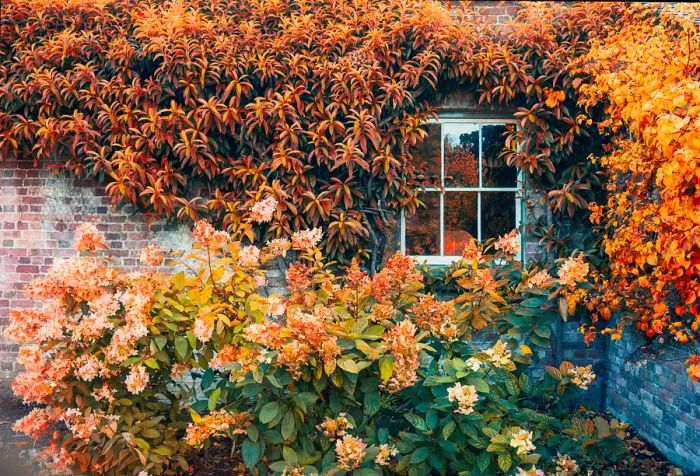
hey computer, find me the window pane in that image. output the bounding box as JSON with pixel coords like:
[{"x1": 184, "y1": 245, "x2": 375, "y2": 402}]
[
  {"x1": 482, "y1": 124, "x2": 517, "y2": 187},
  {"x1": 444, "y1": 122, "x2": 479, "y2": 187},
  {"x1": 444, "y1": 192, "x2": 477, "y2": 255},
  {"x1": 481, "y1": 191, "x2": 516, "y2": 240},
  {"x1": 405, "y1": 192, "x2": 440, "y2": 256},
  {"x1": 411, "y1": 123, "x2": 441, "y2": 182}
]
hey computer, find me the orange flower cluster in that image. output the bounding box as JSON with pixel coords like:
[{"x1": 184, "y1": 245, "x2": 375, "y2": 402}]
[
  {"x1": 243, "y1": 307, "x2": 341, "y2": 378},
  {"x1": 410, "y1": 294, "x2": 458, "y2": 341},
  {"x1": 370, "y1": 252, "x2": 423, "y2": 302},
  {"x1": 382, "y1": 320, "x2": 420, "y2": 393},
  {"x1": 184, "y1": 409, "x2": 250, "y2": 448},
  {"x1": 577, "y1": 4, "x2": 700, "y2": 377}
]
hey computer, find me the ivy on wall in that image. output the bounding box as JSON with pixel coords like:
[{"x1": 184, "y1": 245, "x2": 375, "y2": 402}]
[{"x1": 0, "y1": 0, "x2": 628, "y2": 265}]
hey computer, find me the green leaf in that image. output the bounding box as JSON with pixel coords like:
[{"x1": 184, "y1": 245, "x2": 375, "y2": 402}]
[
  {"x1": 259, "y1": 402, "x2": 279, "y2": 424},
  {"x1": 468, "y1": 377, "x2": 490, "y2": 393},
  {"x1": 477, "y1": 451, "x2": 490, "y2": 473},
  {"x1": 201, "y1": 368, "x2": 214, "y2": 390},
  {"x1": 442, "y1": 420, "x2": 456, "y2": 440},
  {"x1": 379, "y1": 356, "x2": 393, "y2": 382},
  {"x1": 410, "y1": 446, "x2": 430, "y2": 464},
  {"x1": 404, "y1": 414, "x2": 427, "y2": 431},
  {"x1": 281, "y1": 412, "x2": 295, "y2": 441},
  {"x1": 498, "y1": 453, "x2": 512, "y2": 472},
  {"x1": 174, "y1": 336, "x2": 188, "y2": 360},
  {"x1": 141, "y1": 428, "x2": 160, "y2": 439},
  {"x1": 364, "y1": 391, "x2": 381, "y2": 417},
  {"x1": 144, "y1": 358, "x2": 159, "y2": 370},
  {"x1": 207, "y1": 388, "x2": 221, "y2": 411},
  {"x1": 154, "y1": 335, "x2": 168, "y2": 350},
  {"x1": 282, "y1": 446, "x2": 298, "y2": 466},
  {"x1": 337, "y1": 358, "x2": 360, "y2": 374},
  {"x1": 242, "y1": 438, "x2": 260, "y2": 468}
]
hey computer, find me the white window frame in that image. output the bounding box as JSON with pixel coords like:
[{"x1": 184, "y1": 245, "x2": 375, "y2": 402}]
[{"x1": 400, "y1": 116, "x2": 524, "y2": 265}]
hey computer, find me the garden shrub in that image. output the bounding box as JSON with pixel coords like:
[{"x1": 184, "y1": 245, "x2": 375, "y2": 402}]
[
  {"x1": 573, "y1": 4, "x2": 700, "y2": 381},
  {"x1": 7, "y1": 200, "x2": 626, "y2": 475}
]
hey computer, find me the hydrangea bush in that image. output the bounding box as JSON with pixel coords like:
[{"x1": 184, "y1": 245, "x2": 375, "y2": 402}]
[{"x1": 7, "y1": 200, "x2": 625, "y2": 475}]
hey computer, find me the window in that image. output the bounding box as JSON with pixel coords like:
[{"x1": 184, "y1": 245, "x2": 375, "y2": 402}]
[{"x1": 401, "y1": 118, "x2": 522, "y2": 264}]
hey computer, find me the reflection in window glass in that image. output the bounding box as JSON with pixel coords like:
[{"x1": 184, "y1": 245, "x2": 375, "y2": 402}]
[
  {"x1": 405, "y1": 192, "x2": 440, "y2": 256},
  {"x1": 481, "y1": 191, "x2": 516, "y2": 240},
  {"x1": 444, "y1": 123, "x2": 479, "y2": 187},
  {"x1": 444, "y1": 192, "x2": 478, "y2": 255},
  {"x1": 482, "y1": 124, "x2": 517, "y2": 187},
  {"x1": 411, "y1": 123, "x2": 441, "y2": 181}
]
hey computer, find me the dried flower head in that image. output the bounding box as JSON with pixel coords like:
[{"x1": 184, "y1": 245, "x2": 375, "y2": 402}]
[{"x1": 75, "y1": 223, "x2": 107, "y2": 252}]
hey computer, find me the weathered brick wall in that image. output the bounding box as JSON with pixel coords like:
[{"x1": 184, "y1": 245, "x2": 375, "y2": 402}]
[
  {"x1": 0, "y1": 160, "x2": 196, "y2": 379},
  {"x1": 605, "y1": 330, "x2": 700, "y2": 473}
]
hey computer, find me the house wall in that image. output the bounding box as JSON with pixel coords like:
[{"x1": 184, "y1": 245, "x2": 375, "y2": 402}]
[
  {"x1": 605, "y1": 329, "x2": 700, "y2": 472},
  {"x1": 1, "y1": 2, "x2": 699, "y2": 473}
]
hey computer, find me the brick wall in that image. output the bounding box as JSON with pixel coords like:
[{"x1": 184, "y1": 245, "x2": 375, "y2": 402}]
[
  {"x1": 605, "y1": 329, "x2": 700, "y2": 473},
  {"x1": 0, "y1": 160, "x2": 195, "y2": 379}
]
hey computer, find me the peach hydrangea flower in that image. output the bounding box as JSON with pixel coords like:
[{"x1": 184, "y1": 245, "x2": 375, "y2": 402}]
[
  {"x1": 516, "y1": 467, "x2": 544, "y2": 476},
  {"x1": 194, "y1": 312, "x2": 215, "y2": 342},
  {"x1": 266, "y1": 238, "x2": 291, "y2": 257},
  {"x1": 250, "y1": 196, "x2": 278, "y2": 223},
  {"x1": 335, "y1": 434, "x2": 367, "y2": 471},
  {"x1": 555, "y1": 453, "x2": 579, "y2": 476},
  {"x1": 382, "y1": 320, "x2": 419, "y2": 393},
  {"x1": 140, "y1": 245, "x2": 163, "y2": 266},
  {"x1": 185, "y1": 409, "x2": 250, "y2": 448},
  {"x1": 316, "y1": 413, "x2": 353, "y2": 438},
  {"x1": 192, "y1": 220, "x2": 229, "y2": 248},
  {"x1": 510, "y1": 428, "x2": 536, "y2": 455},
  {"x1": 291, "y1": 227, "x2": 323, "y2": 250},
  {"x1": 558, "y1": 253, "x2": 590, "y2": 287},
  {"x1": 461, "y1": 237, "x2": 482, "y2": 263},
  {"x1": 484, "y1": 340, "x2": 512, "y2": 368},
  {"x1": 125, "y1": 364, "x2": 149, "y2": 394},
  {"x1": 75, "y1": 223, "x2": 107, "y2": 252},
  {"x1": 494, "y1": 229, "x2": 520, "y2": 256},
  {"x1": 266, "y1": 295, "x2": 287, "y2": 317},
  {"x1": 446, "y1": 382, "x2": 479, "y2": 415},
  {"x1": 237, "y1": 245, "x2": 260, "y2": 267},
  {"x1": 12, "y1": 407, "x2": 54, "y2": 440},
  {"x1": 563, "y1": 364, "x2": 596, "y2": 390},
  {"x1": 527, "y1": 269, "x2": 554, "y2": 289},
  {"x1": 374, "y1": 443, "x2": 398, "y2": 466}
]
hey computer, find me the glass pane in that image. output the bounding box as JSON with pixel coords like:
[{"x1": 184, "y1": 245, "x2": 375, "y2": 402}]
[
  {"x1": 444, "y1": 192, "x2": 478, "y2": 255},
  {"x1": 444, "y1": 122, "x2": 479, "y2": 187},
  {"x1": 481, "y1": 192, "x2": 516, "y2": 240},
  {"x1": 405, "y1": 192, "x2": 440, "y2": 256},
  {"x1": 411, "y1": 123, "x2": 441, "y2": 182},
  {"x1": 482, "y1": 124, "x2": 517, "y2": 187}
]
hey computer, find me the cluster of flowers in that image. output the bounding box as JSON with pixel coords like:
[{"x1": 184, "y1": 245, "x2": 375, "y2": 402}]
[
  {"x1": 410, "y1": 294, "x2": 458, "y2": 342},
  {"x1": 315, "y1": 415, "x2": 396, "y2": 470},
  {"x1": 484, "y1": 340, "x2": 514, "y2": 369},
  {"x1": 510, "y1": 428, "x2": 536, "y2": 455},
  {"x1": 446, "y1": 382, "x2": 479, "y2": 415},
  {"x1": 563, "y1": 364, "x2": 596, "y2": 390},
  {"x1": 184, "y1": 409, "x2": 251, "y2": 448}
]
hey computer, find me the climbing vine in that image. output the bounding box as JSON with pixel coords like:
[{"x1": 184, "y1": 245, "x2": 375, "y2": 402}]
[
  {"x1": 576, "y1": 4, "x2": 700, "y2": 381},
  {"x1": 0, "y1": 0, "x2": 629, "y2": 265}
]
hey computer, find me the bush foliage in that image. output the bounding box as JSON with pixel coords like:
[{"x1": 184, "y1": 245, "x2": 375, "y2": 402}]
[
  {"x1": 7, "y1": 204, "x2": 626, "y2": 475},
  {"x1": 0, "y1": 0, "x2": 629, "y2": 264},
  {"x1": 572, "y1": 5, "x2": 700, "y2": 381}
]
